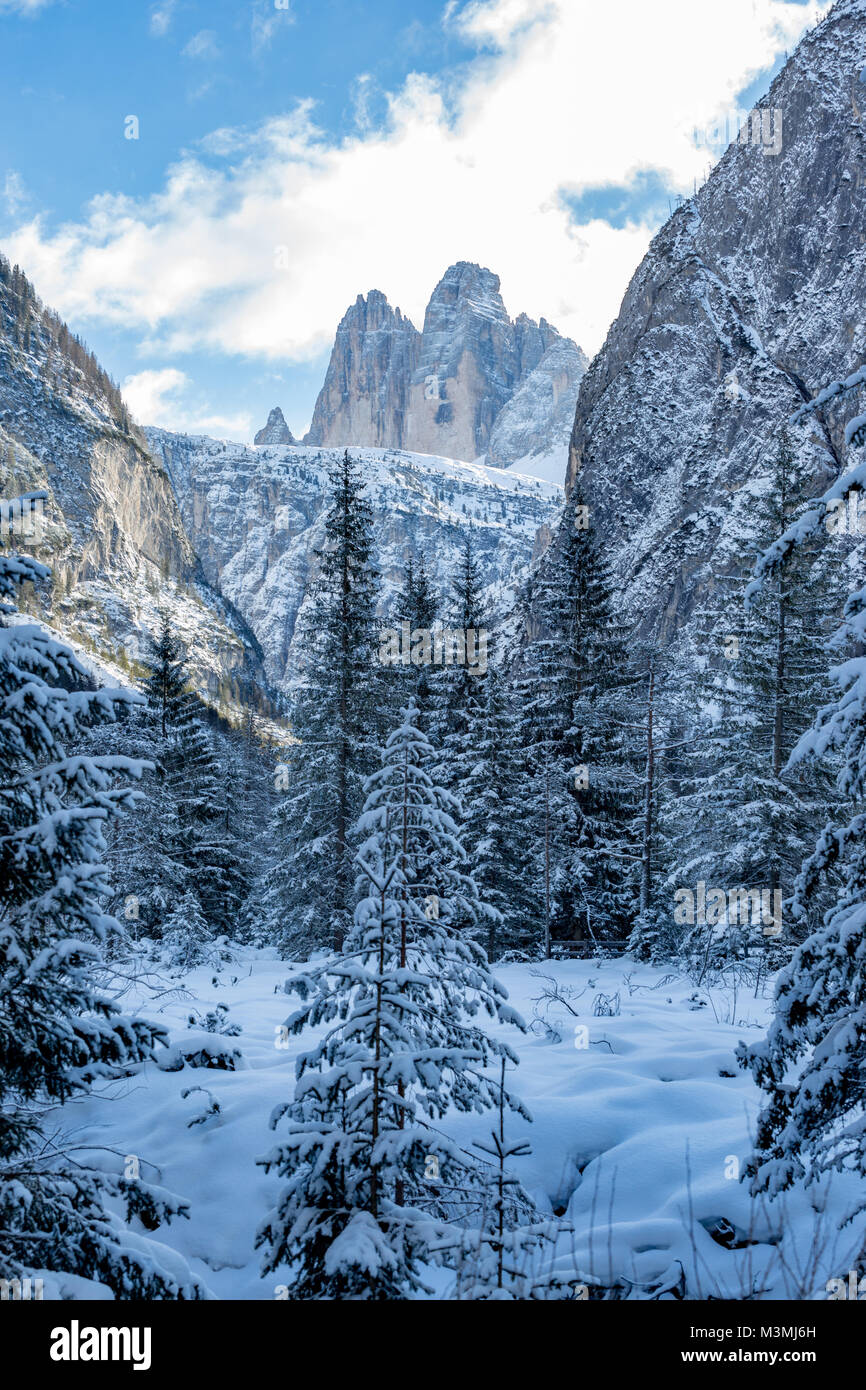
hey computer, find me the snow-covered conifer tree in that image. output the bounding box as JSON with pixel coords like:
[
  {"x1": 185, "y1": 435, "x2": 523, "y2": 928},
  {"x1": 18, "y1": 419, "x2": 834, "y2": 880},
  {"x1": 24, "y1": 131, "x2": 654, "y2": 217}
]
[
  {"x1": 458, "y1": 669, "x2": 532, "y2": 957},
  {"x1": 739, "y1": 386, "x2": 866, "y2": 1201},
  {"x1": 261, "y1": 450, "x2": 384, "y2": 955},
  {"x1": 663, "y1": 431, "x2": 841, "y2": 972},
  {"x1": 0, "y1": 555, "x2": 202, "y2": 1296},
  {"x1": 512, "y1": 494, "x2": 639, "y2": 952},
  {"x1": 160, "y1": 888, "x2": 214, "y2": 971},
  {"x1": 257, "y1": 702, "x2": 527, "y2": 1298}
]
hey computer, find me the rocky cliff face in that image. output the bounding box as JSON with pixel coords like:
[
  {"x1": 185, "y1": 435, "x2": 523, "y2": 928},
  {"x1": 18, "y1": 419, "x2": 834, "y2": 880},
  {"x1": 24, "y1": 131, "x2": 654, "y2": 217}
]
[
  {"x1": 148, "y1": 428, "x2": 563, "y2": 691},
  {"x1": 0, "y1": 255, "x2": 265, "y2": 702},
  {"x1": 300, "y1": 262, "x2": 587, "y2": 470},
  {"x1": 254, "y1": 406, "x2": 295, "y2": 446},
  {"x1": 564, "y1": 0, "x2": 866, "y2": 641},
  {"x1": 305, "y1": 290, "x2": 420, "y2": 450},
  {"x1": 487, "y1": 336, "x2": 589, "y2": 471},
  {"x1": 402, "y1": 262, "x2": 529, "y2": 463}
]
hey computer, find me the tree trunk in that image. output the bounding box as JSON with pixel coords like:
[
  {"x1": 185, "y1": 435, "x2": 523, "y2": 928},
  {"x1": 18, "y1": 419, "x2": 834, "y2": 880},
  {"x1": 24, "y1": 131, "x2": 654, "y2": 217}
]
[{"x1": 639, "y1": 663, "x2": 655, "y2": 917}]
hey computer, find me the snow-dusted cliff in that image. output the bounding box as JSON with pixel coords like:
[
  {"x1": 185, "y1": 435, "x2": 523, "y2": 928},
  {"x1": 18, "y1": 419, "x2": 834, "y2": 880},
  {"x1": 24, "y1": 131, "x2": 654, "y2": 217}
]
[
  {"x1": 565, "y1": 0, "x2": 866, "y2": 641},
  {"x1": 147, "y1": 429, "x2": 563, "y2": 690},
  {"x1": 0, "y1": 256, "x2": 263, "y2": 702}
]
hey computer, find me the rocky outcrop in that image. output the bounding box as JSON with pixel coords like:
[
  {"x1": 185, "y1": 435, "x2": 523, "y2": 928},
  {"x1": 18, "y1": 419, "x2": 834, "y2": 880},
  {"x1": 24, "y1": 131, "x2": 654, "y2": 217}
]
[
  {"x1": 305, "y1": 262, "x2": 587, "y2": 469},
  {"x1": 305, "y1": 290, "x2": 421, "y2": 450},
  {"x1": 402, "y1": 262, "x2": 521, "y2": 462},
  {"x1": 254, "y1": 406, "x2": 295, "y2": 446},
  {"x1": 486, "y1": 337, "x2": 589, "y2": 470},
  {"x1": 563, "y1": 0, "x2": 866, "y2": 642}
]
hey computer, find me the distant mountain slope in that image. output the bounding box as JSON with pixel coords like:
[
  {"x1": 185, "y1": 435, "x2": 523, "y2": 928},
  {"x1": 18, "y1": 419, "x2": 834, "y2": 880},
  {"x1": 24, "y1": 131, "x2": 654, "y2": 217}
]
[
  {"x1": 147, "y1": 429, "x2": 563, "y2": 690},
  {"x1": 564, "y1": 0, "x2": 866, "y2": 641}
]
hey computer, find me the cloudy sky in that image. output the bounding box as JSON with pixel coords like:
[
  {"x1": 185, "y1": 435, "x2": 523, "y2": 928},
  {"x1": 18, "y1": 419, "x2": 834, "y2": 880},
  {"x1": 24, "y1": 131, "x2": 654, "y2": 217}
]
[{"x1": 0, "y1": 0, "x2": 827, "y2": 441}]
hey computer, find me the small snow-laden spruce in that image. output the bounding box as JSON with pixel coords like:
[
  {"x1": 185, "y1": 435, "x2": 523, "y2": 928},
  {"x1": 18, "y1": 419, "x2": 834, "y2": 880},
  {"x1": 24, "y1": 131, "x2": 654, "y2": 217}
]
[
  {"x1": 443, "y1": 1057, "x2": 582, "y2": 1301},
  {"x1": 0, "y1": 554, "x2": 205, "y2": 1298},
  {"x1": 256, "y1": 701, "x2": 530, "y2": 1298},
  {"x1": 738, "y1": 398, "x2": 866, "y2": 1212},
  {"x1": 161, "y1": 889, "x2": 225, "y2": 972}
]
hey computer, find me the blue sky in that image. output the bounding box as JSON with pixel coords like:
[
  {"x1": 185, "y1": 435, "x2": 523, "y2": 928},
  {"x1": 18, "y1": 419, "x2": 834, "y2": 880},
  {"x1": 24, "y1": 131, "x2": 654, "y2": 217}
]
[{"x1": 0, "y1": 0, "x2": 826, "y2": 441}]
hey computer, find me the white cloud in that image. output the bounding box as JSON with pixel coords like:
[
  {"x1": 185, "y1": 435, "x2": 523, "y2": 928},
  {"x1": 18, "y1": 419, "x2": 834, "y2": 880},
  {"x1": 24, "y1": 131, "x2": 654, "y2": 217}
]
[
  {"x1": 5, "y1": 0, "x2": 828, "y2": 366},
  {"x1": 3, "y1": 170, "x2": 28, "y2": 217},
  {"x1": 351, "y1": 74, "x2": 376, "y2": 134},
  {"x1": 149, "y1": 1, "x2": 176, "y2": 38},
  {"x1": 182, "y1": 29, "x2": 220, "y2": 60},
  {"x1": 122, "y1": 367, "x2": 253, "y2": 437},
  {"x1": 251, "y1": 0, "x2": 295, "y2": 54},
  {"x1": 0, "y1": 0, "x2": 59, "y2": 13}
]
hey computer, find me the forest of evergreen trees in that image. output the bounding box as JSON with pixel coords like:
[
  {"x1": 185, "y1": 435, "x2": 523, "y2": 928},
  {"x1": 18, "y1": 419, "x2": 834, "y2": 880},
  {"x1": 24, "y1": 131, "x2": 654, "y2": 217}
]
[{"x1": 3, "y1": 408, "x2": 866, "y2": 1299}]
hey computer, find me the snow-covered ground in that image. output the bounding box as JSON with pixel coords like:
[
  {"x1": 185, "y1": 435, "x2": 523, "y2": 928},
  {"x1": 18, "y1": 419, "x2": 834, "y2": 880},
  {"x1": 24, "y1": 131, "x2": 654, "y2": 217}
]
[{"x1": 42, "y1": 950, "x2": 865, "y2": 1301}]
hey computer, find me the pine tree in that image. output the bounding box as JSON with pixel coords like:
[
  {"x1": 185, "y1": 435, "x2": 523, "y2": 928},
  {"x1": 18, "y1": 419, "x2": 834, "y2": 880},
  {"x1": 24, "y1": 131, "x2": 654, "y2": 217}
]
[
  {"x1": 256, "y1": 702, "x2": 528, "y2": 1298},
  {"x1": 0, "y1": 555, "x2": 202, "y2": 1297},
  {"x1": 263, "y1": 450, "x2": 383, "y2": 955},
  {"x1": 161, "y1": 888, "x2": 216, "y2": 971},
  {"x1": 512, "y1": 493, "x2": 640, "y2": 953},
  {"x1": 92, "y1": 623, "x2": 247, "y2": 942},
  {"x1": 661, "y1": 433, "x2": 841, "y2": 972},
  {"x1": 441, "y1": 530, "x2": 488, "y2": 760},
  {"x1": 390, "y1": 550, "x2": 441, "y2": 728},
  {"x1": 459, "y1": 669, "x2": 532, "y2": 957},
  {"x1": 738, "y1": 392, "x2": 866, "y2": 1204},
  {"x1": 142, "y1": 609, "x2": 186, "y2": 739},
  {"x1": 165, "y1": 690, "x2": 246, "y2": 935},
  {"x1": 449, "y1": 1058, "x2": 565, "y2": 1299}
]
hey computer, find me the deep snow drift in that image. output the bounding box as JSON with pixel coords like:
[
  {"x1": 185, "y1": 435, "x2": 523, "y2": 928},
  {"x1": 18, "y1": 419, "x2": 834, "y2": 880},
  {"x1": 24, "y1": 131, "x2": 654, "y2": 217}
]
[{"x1": 37, "y1": 949, "x2": 865, "y2": 1300}]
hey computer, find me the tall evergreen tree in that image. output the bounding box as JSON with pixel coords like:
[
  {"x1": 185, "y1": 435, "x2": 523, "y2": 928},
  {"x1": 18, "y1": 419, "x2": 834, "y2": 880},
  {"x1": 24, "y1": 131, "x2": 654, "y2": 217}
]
[
  {"x1": 512, "y1": 493, "x2": 639, "y2": 952},
  {"x1": 459, "y1": 669, "x2": 532, "y2": 957},
  {"x1": 738, "y1": 392, "x2": 866, "y2": 1206},
  {"x1": 263, "y1": 451, "x2": 383, "y2": 955},
  {"x1": 0, "y1": 555, "x2": 202, "y2": 1297},
  {"x1": 661, "y1": 433, "x2": 841, "y2": 971},
  {"x1": 142, "y1": 608, "x2": 186, "y2": 739},
  {"x1": 164, "y1": 689, "x2": 246, "y2": 935},
  {"x1": 391, "y1": 550, "x2": 441, "y2": 728},
  {"x1": 441, "y1": 530, "x2": 488, "y2": 756}
]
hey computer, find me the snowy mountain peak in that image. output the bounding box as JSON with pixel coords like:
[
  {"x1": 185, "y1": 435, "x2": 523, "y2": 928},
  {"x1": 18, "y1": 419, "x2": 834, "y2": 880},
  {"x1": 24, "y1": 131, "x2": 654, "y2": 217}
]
[
  {"x1": 254, "y1": 406, "x2": 296, "y2": 446},
  {"x1": 305, "y1": 261, "x2": 587, "y2": 472},
  {"x1": 304, "y1": 290, "x2": 421, "y2": 451}
]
